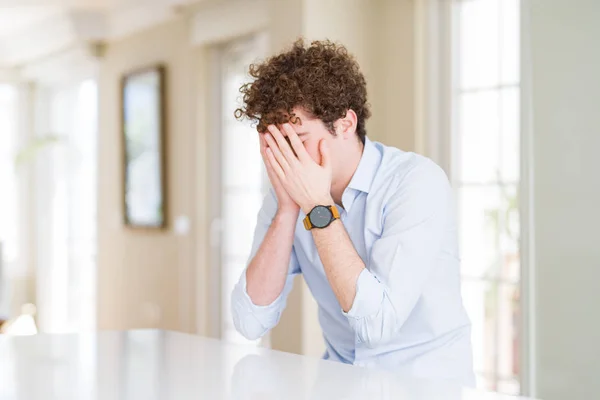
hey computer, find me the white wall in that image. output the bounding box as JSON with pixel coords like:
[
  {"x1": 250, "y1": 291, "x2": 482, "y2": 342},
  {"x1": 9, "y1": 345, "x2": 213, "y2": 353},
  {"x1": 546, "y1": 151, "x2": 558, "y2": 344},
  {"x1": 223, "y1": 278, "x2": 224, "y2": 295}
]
[
  {"x1": 97, "y1": 17, "x2": 200, "y2": 333},
  {"x1": 528, "y1": 0, "x2": 600, "y2": 399}
]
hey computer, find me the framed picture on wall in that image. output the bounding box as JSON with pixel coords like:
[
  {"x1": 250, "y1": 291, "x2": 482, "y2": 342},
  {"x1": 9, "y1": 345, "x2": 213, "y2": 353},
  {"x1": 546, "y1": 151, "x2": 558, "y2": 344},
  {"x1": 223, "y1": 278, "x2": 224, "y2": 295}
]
[{"x1": 121, "y1": 65, "x2": 167, "y2": 229}]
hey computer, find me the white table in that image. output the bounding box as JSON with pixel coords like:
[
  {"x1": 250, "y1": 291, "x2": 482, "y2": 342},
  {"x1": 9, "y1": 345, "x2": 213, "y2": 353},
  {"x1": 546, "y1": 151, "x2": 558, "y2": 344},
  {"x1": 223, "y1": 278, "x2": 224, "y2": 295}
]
[{"x1": 0, "y1": 330, "x2": 536, "y2": 399}]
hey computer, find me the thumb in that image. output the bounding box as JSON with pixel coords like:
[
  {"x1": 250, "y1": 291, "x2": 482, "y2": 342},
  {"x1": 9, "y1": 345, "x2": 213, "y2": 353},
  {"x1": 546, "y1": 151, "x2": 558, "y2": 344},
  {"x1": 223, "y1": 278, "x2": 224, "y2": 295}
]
[{"x1": 319, "y1": 139, "x2": 330, "y2": 168}]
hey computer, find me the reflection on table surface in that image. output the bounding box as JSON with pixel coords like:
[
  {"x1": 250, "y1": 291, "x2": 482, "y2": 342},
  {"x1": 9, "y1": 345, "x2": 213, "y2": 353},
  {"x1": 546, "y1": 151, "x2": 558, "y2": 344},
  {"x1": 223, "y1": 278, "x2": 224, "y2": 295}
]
[{"x1": 0, "y1": 330, "x2": 536, "y2": 400}]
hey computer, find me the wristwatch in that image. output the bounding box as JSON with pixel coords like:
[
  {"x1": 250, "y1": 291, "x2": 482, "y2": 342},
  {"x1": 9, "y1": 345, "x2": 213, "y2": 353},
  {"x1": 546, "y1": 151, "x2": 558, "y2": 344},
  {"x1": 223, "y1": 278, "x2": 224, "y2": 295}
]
[{"x1": 303, "y1": 205, "x2": 340, "y2": 230}]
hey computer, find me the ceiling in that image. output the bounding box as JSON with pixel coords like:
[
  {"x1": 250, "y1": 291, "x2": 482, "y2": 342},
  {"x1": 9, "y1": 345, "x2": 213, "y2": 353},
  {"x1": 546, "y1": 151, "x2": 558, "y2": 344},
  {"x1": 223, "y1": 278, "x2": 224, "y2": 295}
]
[
  {"x1": 0, "y1": 0, "x2": 200, "y2": 68},
  {"x1": 0, "y1": 0, "x2": 173, "y2": 8},
  {"x1": 0, "y1": 6, "x2": 62, "y2": 37}
]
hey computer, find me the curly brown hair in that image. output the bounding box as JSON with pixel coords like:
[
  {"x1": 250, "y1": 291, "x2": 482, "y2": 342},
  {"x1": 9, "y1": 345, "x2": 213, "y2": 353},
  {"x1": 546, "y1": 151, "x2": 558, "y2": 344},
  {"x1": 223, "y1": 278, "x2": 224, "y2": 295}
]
[{"x1": 234, "y1": 38, "x2": 371, "y2": 143}]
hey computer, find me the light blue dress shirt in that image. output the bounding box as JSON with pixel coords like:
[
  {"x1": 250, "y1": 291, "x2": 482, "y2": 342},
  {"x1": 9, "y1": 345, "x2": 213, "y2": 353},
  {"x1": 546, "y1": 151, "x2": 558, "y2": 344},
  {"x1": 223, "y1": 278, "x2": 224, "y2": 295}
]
[{"x1": 231, "y1": 137, "x2": 475, "y2": 385}]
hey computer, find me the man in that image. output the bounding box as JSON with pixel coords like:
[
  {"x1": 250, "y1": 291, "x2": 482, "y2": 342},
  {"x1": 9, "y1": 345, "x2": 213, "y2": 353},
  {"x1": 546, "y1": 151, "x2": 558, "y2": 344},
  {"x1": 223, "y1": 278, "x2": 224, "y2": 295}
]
[{"x1": 231, "y1": 39, "x2": 474, "y2": 385}]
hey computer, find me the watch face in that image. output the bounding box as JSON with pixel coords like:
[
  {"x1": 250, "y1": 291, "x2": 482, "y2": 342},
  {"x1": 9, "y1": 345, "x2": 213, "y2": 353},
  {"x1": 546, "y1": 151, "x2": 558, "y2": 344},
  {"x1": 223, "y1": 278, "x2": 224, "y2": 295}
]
[{"x1": 309, "y1": 206, "x2": 333, "y2": 228}]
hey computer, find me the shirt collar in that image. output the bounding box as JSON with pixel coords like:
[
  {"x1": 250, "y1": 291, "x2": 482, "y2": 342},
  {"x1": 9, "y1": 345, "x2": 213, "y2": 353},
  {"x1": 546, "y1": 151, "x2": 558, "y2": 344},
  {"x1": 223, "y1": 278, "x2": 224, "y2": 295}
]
[{"x1": 346, "y1": 137, "x2": 381, "y2": 194}]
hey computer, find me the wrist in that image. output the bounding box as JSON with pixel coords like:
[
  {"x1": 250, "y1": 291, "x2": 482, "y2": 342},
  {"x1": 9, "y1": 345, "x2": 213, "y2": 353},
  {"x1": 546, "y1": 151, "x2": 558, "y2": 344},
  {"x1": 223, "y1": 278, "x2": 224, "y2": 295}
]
[
  {"x1": 301, "y1": 196, "x2": 335, "y2": 215},
  {"x1": 275, "y1": 208, "x2": 300, "y2": 222}
]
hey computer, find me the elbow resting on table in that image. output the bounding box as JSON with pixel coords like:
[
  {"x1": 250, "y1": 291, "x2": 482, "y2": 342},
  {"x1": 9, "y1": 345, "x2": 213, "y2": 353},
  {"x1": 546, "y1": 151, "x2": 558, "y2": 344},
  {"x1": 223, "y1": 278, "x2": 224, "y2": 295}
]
[
  {"x1": 231, "y1": 305, "x2": 270, "y2": 341},
  {"x1": 349, "y1": 294, "x2": 404, "y2": 349},
  {"x1": 233, "y1": 324, "x2": 265, "y2": 341},
  {"x1": 230, "y1": 284, "x2": 280, "y2": 341},
  {"x1": 354, "y1": 318, "x2": 399, "y2": 349}
]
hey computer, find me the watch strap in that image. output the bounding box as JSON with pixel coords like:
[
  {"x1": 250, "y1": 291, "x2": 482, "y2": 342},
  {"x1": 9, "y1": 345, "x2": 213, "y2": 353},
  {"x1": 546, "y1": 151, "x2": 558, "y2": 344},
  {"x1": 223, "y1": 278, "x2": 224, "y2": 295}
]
[
  {"x1": 330, "y1": 205, "x2": 341, "y2": 219},
  {"x1": 303, "y1": 216, "x2": 313, "y2": 230}
]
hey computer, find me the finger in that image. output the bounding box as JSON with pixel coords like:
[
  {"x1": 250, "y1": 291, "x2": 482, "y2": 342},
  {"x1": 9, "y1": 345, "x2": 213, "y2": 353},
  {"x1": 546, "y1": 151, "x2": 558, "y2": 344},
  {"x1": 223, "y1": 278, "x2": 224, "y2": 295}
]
[
  {"x1": 259, "y1": 134, "x2": 268, "y2": 155},
  {"x1": 264, "y1": 132, "x2": 291, "y2": 172},
  {"x1": 262, "y1": 151, "x2": 278, "y2": 182},
  {"x1": 267, "y1": 125, "x2": 299, "y2": 164},
  {"x1": 319, "y1": 139, "x2": 331, "y2": 168},
  {"x1": 259, "y1": 134, "x2": 279, "y2": 181},
  {"x1": 281, "y1": 123, "x2": 310, "y2": 163},
  {"x1": 260, "y1": 141, "x2": 279, "y2": 183},
  {"x1": 261, "y1": 142, "x2": 275, "y2": 172},
  {"x1": 259, "y1": 138, "x2": 270, "y2": 166},
  {"x1": 265, "y1": 147, "x2": 286, "y2": 181}
]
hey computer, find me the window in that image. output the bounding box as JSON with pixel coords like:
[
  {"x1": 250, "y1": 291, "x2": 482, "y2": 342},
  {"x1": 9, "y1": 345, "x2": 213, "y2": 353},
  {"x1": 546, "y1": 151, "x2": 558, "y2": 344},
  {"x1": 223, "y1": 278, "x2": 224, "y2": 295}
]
[
  {"x1": 451, "y1": 0, "x2": 521, "y2": 394},
  {"x1": 35, "y1": 79, "x2": 98, "y2": 333},
  {"x1": 212, "y1": 34, "x2": 269, "y2": 346},
  {"x1": 0, "y1": 85, "x2": 19, "y2": 318}
]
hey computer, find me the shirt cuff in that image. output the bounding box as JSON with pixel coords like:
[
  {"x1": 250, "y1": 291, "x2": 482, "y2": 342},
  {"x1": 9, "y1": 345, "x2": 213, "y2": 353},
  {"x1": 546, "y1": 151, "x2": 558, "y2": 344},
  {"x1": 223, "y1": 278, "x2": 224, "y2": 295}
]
[{"x1": 342, "y1": 268, "x2": 385, "y2": 319}]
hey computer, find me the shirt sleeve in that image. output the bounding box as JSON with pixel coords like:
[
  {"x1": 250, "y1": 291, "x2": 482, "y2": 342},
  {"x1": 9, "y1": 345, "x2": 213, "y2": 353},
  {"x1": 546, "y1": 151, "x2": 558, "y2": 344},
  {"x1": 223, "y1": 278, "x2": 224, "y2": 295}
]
[
  {"x1": 342, "y1": 160, "x2": 453, "y2": 348},
  {"x1": 231, "y1": 189, "x2": 301, "y2": 340}
]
